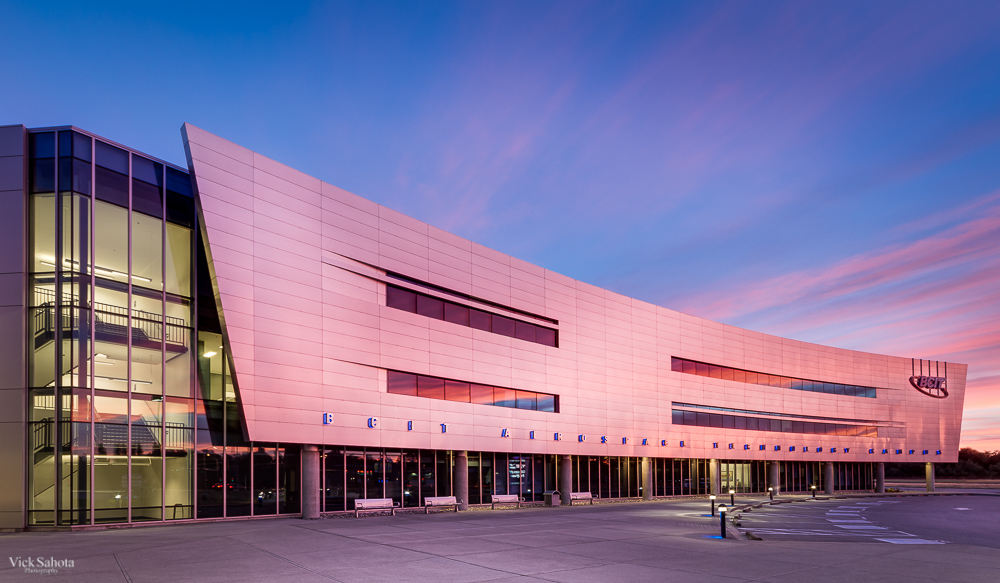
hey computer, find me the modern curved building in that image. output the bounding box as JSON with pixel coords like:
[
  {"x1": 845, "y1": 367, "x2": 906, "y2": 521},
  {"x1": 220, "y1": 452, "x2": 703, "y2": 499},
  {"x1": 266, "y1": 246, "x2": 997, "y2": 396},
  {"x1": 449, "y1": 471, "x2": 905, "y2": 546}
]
[{"x1": 0, "y1": 123, "x2": 966, "y2": 529}]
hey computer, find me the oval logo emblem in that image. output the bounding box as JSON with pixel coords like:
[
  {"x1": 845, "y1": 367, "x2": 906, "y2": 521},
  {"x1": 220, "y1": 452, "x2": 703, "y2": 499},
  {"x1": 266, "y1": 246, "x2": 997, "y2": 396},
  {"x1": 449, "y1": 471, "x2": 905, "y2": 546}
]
[{"x1": 909, "y1": 375, "x2": 948, "y2": 399}]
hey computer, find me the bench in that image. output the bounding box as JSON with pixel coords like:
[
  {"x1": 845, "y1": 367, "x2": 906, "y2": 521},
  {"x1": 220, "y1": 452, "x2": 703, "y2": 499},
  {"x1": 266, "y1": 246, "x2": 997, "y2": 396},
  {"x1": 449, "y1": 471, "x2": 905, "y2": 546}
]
[
  {"x1": 569, "y1": 492, "x2": 594, "y2": 505},
  {"x1": 424, "y1": 496, "x2": 458, "y2": 513},
  {"x1": 354, "y1": 498, "x2": 398, "y2": 517},
  {"x1": 491, "y1": 494, "x2": 523, "y2": 509}
]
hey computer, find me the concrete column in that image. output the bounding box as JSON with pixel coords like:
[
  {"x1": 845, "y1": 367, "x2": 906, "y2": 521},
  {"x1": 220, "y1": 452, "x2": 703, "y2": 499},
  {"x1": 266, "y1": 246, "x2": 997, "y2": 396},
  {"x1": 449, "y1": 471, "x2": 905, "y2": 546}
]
[
  {"x1": 455, "y1": 451, "x2": 469, "y2": 510},
  {"x1": 768, "y1": 461, "x2": 781, "y2": 495},
  {"x1": 824, "y1": 462, "x2": 835, "y2": 494},
  {"x1": 559, "y1": 455, "x2": 573, "y2": 503},
  {"x1": 642, "y1": 457, "x2": 653, "y2": 500},
  {"x1": 875, "y1": 462, "x2": 885, "y2": 493},
  {"x1": 709, "y1": 459, "x2": 721, "y2": 495},
  {"x1": 926, "y1": 462, "x2": 935, "y2": 492},
  {"x1": 301, "y1": 445, "x2": 321, "y2": 519}
]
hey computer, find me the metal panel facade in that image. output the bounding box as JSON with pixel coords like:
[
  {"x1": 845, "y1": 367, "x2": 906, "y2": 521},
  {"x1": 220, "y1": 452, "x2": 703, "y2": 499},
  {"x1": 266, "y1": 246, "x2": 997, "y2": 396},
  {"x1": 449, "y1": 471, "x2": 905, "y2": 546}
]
[{"x1": 183, "y1": 124, "x2": 965, "y2": 465}]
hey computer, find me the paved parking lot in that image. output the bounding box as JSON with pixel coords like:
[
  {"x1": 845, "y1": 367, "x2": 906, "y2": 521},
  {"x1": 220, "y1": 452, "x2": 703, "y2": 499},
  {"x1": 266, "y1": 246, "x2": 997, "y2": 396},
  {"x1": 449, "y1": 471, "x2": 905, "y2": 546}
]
[
  {"x1": 736, "y1": 495, "x2": 1000, "y2": 547},
  {"x1": 2, "y1": 494, "x2": 999, "y2": 583}
]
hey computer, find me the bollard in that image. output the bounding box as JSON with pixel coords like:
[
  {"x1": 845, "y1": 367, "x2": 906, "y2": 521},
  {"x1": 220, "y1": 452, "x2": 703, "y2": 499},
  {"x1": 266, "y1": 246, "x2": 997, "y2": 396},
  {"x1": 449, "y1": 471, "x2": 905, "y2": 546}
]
[
  {"x1": 729, "y1": 489, "x2": 735, "y2": 507},
  {"x1": 719, "y1": 505, "x2": 728, "y2": 538},
  {"x1": 768, "y1": 487, "x2": 773, "y2": 501},
  {"x1": 811, "y1": 485, "x2": 816, "y2": 498},
  {"x1": 710, "y1": 494, "x2": 716, "y2": 516}
]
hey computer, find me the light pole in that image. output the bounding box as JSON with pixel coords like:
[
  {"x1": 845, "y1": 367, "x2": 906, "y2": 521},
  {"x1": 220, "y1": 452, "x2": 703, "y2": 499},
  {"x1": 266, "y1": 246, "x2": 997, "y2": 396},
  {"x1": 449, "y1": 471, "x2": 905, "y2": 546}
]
[
  {"x1": 719, "y1": 504, "x2": 728, "y2": 539},
  {"x1": 710, "y1": 494, "x2": 716, "y2": 516}
]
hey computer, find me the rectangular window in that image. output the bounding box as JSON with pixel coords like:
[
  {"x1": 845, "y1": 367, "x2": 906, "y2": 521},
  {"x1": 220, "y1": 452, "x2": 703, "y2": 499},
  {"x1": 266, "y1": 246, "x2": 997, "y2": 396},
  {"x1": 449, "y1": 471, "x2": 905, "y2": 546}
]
[
  {"x1": 515, "y1": 391, "x2": 536, "y2": 410},
  {"x1": 387, "y1": 371, "x2": 417, "y2": 396},
  {"x1": 445, "y1": 380, "x2": 470, "y2": 403},
  {"x1": 492, "y1": 315, "x2": 515, "y2": 337},
  {"x1": 536, "y1": 393, "x2": 556, "y2": 413},
  {"x1": 494, "y1": 387, "x2": 516, "y2": 408},
  {"x1": 672, "y1": 410, "x2": 684, "y2": 425},
  {"x1": 470, "y1": 309, "x2": 492, "y2": 331},
  {"x1": 417, "y1": 376, "x2": 445, "y2": 400},
  {"x1": 514, "y1": 321, "x2": 536, "y2": 342},
  {"x1": 443, "y1": 303, "x2": 469, "y2": 326},
  {"x1": 386, "y1": 286, "x2": 417, "y2": 313},
  {"x1": 416, "y1": 295, "x2": 444, "y2": 320},
  {"x1": 470, "y1": 384, "x2": 494, "y2": 405},
  {"x1": 535, "y1": 327, "x2": 557, "y2": 347}
]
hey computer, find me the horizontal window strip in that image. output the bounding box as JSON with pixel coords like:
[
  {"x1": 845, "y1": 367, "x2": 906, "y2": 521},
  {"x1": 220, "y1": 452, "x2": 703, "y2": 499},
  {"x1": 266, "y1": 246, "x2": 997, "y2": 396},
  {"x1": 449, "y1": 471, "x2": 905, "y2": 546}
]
[
  {"x1": 386, "y1": 284, "x2": 558, "y2": 347},
  {"x1": 387, "y1": 370, "x2": 559, "y2": 413},
  {"x1": 671, "y1": 402, "x2": 881, "y2": 425},
  {"x1": 671, "y1": 409, "x2": 878, "y2": 437},
  {"x1": 671, "y1": 357, "x2": 878, "y2": 399}
]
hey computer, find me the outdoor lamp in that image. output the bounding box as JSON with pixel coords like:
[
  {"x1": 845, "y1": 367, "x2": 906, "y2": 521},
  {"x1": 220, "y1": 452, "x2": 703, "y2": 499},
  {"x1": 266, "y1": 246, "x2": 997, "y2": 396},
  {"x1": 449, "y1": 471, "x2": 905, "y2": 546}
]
[
  {"x1": 718, "y1": 504, "x2": 728, "y2": 539},
  {"x1": 710, "y1": 494, "x2": 716, "y2": 516},
  {"x1": 729, "y1": 488, "x2": 735, "y2": 506},
  {"x1": 768, "y1": 486, "x2": 773, "y2": 501},
  {"x1": 811, "y1": 485, "x2": 816, "y2": 498}
]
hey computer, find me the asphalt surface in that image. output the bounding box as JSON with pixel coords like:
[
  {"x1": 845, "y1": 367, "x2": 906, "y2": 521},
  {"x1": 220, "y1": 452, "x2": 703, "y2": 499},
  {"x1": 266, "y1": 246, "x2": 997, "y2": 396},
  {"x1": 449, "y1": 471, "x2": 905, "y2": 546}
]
[
  {"x1": 2, "y1": 493, "x2": 999, "y2": 582},
  {"x1": 737, "y1": 495, "x2": 1000, "y2": 548}
]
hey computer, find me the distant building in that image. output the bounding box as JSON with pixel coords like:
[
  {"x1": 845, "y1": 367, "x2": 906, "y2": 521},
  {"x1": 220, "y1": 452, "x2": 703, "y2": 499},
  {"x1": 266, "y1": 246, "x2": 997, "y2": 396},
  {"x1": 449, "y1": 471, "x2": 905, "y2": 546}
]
[{"x1": 0, "y1": 123, "x2": 965, "y2": 529}]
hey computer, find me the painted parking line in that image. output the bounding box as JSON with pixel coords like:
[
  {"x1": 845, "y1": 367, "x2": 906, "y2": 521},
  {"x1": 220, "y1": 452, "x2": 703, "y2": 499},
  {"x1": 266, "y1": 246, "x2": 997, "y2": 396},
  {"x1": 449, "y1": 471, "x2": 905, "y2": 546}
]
[
  {"x1": 876, "y1": 538, "x2": 947, "y2": 545},
  {"x1": 737, "y1": 500, "x2": 937, "y2": 544}
]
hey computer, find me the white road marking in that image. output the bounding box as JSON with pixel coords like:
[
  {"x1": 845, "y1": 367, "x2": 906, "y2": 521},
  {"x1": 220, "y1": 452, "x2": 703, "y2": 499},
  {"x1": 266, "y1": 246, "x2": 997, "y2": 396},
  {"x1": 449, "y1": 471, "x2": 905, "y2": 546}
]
[
  {"x1": 876, "y1": 538, "x2": 946, "y2": 545},
  {"x1": 833, "y1": 525, "x2": 888, "y2": 530}
]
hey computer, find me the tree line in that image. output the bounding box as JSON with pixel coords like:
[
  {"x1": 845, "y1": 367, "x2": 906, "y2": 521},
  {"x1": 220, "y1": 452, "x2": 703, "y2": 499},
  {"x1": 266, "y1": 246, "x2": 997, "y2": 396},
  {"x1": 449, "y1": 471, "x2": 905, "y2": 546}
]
[{"x1": 885, "y1": 448, "x2": 1000, "y2": 478}]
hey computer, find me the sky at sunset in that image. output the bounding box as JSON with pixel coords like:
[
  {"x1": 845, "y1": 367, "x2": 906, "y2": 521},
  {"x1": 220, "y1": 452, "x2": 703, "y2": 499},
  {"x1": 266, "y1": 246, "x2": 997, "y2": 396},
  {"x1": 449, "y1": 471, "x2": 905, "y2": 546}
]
[{"x1": 3, "y1": 1, "x2": 998, "y2": 449}]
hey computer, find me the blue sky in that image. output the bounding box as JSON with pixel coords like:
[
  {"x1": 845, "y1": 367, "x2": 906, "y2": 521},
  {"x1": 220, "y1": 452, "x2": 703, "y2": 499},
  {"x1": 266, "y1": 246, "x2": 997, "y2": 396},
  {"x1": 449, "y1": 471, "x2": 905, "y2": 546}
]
[{"x1": 3, "y1": 0, "x2": 998, "y2": 448}]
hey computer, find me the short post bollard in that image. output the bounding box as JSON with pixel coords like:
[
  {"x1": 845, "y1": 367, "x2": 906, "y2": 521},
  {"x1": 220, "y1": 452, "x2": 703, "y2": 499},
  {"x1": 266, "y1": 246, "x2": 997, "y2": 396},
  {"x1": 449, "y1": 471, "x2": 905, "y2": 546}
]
[
  {"x1": 710, "y1": 494, "x2": 716, "y2": 516},
  {"x1": 719, "y1": 505, "x2": 727, "y2": 539},
  {"x1": 729, "y1": 488, "x2": 735, "y2": 507},
  {"x1": 811, "y1": 485, "x2": 816, "y2": 498},
  {"x1": 768, "y1": 487, "x2": 773, "y2": 501}
]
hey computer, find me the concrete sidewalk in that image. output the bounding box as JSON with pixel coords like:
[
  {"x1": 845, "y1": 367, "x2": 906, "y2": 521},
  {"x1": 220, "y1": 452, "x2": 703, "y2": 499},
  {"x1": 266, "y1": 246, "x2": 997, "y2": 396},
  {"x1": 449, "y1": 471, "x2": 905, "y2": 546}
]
[{"x1": 1, "y1": 494, "x2": 997, "y2": 582}]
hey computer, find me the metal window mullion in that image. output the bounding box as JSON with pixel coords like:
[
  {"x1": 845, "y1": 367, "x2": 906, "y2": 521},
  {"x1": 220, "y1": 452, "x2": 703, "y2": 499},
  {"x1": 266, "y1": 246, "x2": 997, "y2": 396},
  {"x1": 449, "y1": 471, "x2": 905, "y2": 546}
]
[
  {"x1": 126, "y1": 152, "x2": 132, "y2": 524},
  {"x1": 53, "y1": 136, "x2": 63, "y2": 526},
  {"x1": 89, "y1": 140, "x2": 96, "y2": 526},
  {"x1": 249, "y1": 442, "x2": 254, "y2": 517},
  {"x1": 160, "y1": 163, "x2": 166, "y2": 522}
]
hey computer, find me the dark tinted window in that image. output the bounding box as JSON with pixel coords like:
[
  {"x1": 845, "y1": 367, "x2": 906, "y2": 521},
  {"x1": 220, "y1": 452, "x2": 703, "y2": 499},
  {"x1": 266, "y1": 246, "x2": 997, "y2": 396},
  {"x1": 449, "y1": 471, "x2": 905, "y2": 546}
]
[
  {"x1": 133, "y1": 177, "x2": 163, "y2": 218},
  {"x1": 696, "y1": 412, "x2": 710, "y2": 426},
  {"x1": 734, "y1": 415, "x2": 747, "y2": 430},
  {"x1": 746, "y1": 417, "x2": 759, "y2": 431},
  {"x1": 95, "y1": 141, "x2": 128, "y2": 173},
  {"x1": 492, "y1": 315, "x2": 515, "y2": 337},
  {"x1": 672, "y1": 410, "x2": 684, "y2": 425},
  {"x1": 470, "y1": 309, "x2": 491, "y2": 331},
  {"x1": 535, "y1": 327, "x2": 557, "y2": 347},
  {"x1": 709, "y1": 413, "x2": 723, "y2": 428},
  {"x1": 95, "y1": 165, "x2": 128, "y2": 207},
  {"x1": 683, "y1": 411, "x2": 696, "y2": 425},
  {"x1": 443, "y1": 302, "x2": 469, "y2": 326},
  {"x1": 166, "y1": 190, "x2": 194, "y2": 227},
  {"x1": 671, "y1": 358, "x2": 683, "y2": 373},
  {"x1": 386, "y1": 286, "x2": 417, "y2": 312},
  {"x1": 31, "y1": 132, "x2": 55, "y2": 158},
  {"x1": 387, "y1": 371, "x2": 417, "y2": 396},
  {"x1": 73, "y1": 132, "x2": 92, "y2": 162},
  {"x1": 514, "y1": 321, "x2": 536, "y2": 342},
  {"x1": 416, "y1": 295, "x2": 444, "y2": 319}
]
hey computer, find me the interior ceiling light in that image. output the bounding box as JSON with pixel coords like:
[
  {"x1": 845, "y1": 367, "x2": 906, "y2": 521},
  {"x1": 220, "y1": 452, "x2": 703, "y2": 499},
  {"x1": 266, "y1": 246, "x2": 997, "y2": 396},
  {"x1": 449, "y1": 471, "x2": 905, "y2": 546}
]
[{"x1": 202, "y1": 351, "x2": 217, "y2": 358}]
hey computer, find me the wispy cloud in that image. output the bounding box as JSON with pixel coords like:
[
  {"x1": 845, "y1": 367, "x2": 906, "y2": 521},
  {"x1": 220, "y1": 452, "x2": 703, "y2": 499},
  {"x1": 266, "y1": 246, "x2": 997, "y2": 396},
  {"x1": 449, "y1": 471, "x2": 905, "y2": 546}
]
[{"x1": 673, "y1": 190, "x2": 1000, "y2": 449}]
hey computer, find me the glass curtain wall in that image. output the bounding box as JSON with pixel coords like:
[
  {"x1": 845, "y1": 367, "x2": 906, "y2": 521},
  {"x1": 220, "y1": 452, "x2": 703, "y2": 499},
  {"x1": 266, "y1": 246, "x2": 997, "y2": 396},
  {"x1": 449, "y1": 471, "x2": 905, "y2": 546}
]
[{"x1": 27, "y1": 130, "x2": 195, "y2": 526}]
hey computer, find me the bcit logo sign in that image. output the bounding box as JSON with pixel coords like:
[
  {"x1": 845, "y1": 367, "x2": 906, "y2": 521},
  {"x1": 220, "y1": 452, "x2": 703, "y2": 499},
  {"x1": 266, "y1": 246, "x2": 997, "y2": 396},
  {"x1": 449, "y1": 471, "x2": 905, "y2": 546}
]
[
  {"x1": 910, "y1": 375, "x2": 948, "y2": 398},
  {"x1": 910, "y1": 359, "x2": 949, "y2": 399}
]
